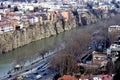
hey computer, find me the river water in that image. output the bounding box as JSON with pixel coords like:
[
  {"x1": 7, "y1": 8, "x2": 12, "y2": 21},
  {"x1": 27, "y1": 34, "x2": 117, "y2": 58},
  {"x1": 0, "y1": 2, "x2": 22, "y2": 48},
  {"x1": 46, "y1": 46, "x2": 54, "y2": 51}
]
[{"x1": 0, "y1": 27, "x2": 82, "y2": 77}]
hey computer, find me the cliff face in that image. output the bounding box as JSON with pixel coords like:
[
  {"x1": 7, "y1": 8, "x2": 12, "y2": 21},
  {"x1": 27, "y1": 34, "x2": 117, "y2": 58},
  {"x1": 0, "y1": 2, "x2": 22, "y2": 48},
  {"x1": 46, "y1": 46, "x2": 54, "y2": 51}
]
[{"x1": 0, "y1": 10, "x2": 109, "y2": 53}]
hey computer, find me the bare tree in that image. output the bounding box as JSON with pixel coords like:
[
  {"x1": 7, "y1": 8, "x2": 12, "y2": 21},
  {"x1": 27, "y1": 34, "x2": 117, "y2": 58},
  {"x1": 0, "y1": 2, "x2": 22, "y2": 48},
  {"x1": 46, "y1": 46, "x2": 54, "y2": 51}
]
[
  {"x1": 106, "y1": 57, "x2": 115, "y2": 74},
  {"x1": 109, "y1": 31, "x2": 120, "y2": 44},
  {"x1": 50, "y1": 51, "x2": 79, "y2": 76},
  {"x1": 64, "y1": 30, "x2": 92, "y2": 61}
]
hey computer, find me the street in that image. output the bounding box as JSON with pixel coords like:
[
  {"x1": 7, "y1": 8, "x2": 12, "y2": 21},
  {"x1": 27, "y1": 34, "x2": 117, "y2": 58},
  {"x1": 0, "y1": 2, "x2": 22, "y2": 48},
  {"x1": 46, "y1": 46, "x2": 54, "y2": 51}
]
[{"x1": 0, "y1": 49, "x2": 58, "y2": 80}]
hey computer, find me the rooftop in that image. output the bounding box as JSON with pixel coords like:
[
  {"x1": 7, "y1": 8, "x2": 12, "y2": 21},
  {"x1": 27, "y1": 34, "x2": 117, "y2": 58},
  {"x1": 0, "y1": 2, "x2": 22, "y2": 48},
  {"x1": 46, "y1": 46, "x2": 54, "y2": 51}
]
[{"x1": 58, "y1": 75, "x2": 78, "y2": 80}]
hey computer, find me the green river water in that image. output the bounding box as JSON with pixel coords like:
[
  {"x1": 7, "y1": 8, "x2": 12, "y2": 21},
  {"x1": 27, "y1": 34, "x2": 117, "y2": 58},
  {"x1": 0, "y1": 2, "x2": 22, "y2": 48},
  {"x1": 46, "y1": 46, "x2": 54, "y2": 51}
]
[{"x1": 0, "y1": 27, "x2": 82, "y2": 77}]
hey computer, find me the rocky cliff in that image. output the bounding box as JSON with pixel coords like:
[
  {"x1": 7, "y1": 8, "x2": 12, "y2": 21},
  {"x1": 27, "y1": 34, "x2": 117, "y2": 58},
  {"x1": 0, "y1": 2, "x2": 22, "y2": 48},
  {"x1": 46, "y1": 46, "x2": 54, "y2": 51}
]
[{"x1": 0, "y1": 10, "x2": 110, "y2": 53}]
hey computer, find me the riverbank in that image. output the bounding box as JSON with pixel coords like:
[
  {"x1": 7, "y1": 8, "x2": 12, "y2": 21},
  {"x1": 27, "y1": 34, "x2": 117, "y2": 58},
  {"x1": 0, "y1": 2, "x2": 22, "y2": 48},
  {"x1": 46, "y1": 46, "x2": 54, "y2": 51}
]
[
  {"x1": 0, "y1": 9, "x2": 106, "y2": 53},
  {"x1": 0, "y1": 9, "x2": 117, "y2": 77},
  {"x1": 0, "y1": 26, "x2": 80, "y2": 77},
  {"x1": 0, "y1": 23, "x2": 98, "y2": 78},
  {"x1": 0, "y1": 13, "x2": 119, "y2": 77}
]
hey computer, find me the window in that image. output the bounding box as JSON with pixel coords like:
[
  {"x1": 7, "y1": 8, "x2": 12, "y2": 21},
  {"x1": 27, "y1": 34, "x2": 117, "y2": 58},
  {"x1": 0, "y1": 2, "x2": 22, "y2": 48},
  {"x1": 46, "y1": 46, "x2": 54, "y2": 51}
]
[{"x1": 16, "y1": 26, "x2": 20, "y2": 30}]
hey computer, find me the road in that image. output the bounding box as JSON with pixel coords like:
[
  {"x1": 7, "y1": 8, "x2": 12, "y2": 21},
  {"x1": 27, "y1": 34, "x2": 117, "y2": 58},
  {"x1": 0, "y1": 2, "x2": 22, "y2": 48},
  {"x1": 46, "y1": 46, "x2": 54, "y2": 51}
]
[
  {"x1": 0, "y1": 48, "x2": 59, "y2": 80},
  {"x1": 1, "y1": 59, "x2": 51, "y2": 80}
]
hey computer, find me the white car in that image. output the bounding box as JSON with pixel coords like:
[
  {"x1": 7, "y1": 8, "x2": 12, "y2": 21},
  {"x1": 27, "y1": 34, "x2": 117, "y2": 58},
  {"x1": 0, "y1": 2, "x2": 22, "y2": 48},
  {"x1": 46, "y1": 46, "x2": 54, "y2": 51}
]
[{"x1": 36, "y1": 74, "x2": 42, "y2": 79}]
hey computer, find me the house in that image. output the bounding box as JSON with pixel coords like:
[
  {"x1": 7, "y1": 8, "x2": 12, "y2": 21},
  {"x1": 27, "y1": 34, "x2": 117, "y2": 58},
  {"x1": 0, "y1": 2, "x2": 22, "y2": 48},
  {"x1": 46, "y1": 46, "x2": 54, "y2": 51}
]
[
  {"x1": 99, "y1": 5, "x2": 109, "y2": 13},
  {"x1": 108, "y1": 25, "x2": 120, "y2": 32},
  {"x1": 79, "y1": 51, "x2": 107, "y2": 71},
  {"x1": 35, "y1": 12, "x2": 48, "y2": 21},
  {"x1": 20, "y1": 4, "x2": 34, "y2": 11},
  {"x1": 0, "y1": 9, "x2": 10, "y2": 14},
  {"x1": 92, "y1": 51, "x2": 107, "y2": 65},
  {"x1": 0, "y1": 21, "x2": 14, "y2": 34},
  {"x1": 13, "y1": 20, "x2": 24, "y2": 30},
  {"x1": 61, "y1": 11, "x2": 73, "y2": 21},
  {"x1": 21, "y1": 16, "x2": 30, "y2": 27},
  {"x1": 58, "y1": 75, "x2": 78, "y2": 80},
  {"x1": 79, "y1": 74, "x2": 113, "y2": 80},
  {"x1": 47, "y1": 10, "x2": 58, "y2": 22},
  {"x1": 47, "y1": 11, "x2": 54, "y2": 21},
  {"x1": 109, "y1": 44, "x2": 120, "y2": 51},
  {"x1": 40, "y1": 2, "x2": 60, "y2": 10},
  {"x1": 34, "y1": 16, "x2": 39, "y2": 23},
  {"x1": 28, "y1": 16, "x2": 34, "y2": 24},
  {"x1": 58, "y1": 74, "x2": 112, "y2": 80},
  {"x1": 7, "y1": 12, "x2": 21, "y2": 20},
  {"x1": 27, "y1": 16, "x2": 39, "y2": 24}
]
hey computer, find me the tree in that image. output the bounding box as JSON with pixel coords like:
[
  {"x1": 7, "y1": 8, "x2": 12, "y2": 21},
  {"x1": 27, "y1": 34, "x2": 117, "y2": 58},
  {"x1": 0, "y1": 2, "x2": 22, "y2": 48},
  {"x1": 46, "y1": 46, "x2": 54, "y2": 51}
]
[
  {"x1": 109, "y1": 31, "x2": 120, "y2": 44},
  {"x1": 53, "y1": 73, "x2": 61, "y2": 80},
  {"x1": 113, "y1": 51, "x2": 120, "y2": 80},
  {"x1": 64, "y1": 30, "x2": 92, "y2": 61},
  {"x1": 50, "y1": 51, "x2": 79, "y2": 76},
  {"x1": 106, "y1": 57, "x2": 115, "y2": 74}
]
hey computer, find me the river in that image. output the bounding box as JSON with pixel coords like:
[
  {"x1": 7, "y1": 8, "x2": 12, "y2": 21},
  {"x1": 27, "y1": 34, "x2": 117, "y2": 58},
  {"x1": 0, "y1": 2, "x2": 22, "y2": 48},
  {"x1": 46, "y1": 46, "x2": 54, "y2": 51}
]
[{"x1": 0, "y1": 27, "x2": 83, "y2": 77}]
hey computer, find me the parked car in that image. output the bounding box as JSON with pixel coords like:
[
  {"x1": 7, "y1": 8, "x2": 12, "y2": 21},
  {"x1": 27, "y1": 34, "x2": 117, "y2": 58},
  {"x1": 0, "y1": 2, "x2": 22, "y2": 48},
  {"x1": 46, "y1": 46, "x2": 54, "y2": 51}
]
[{"x1": 36, "y1": 74, "x2": 42, "y2": 79}]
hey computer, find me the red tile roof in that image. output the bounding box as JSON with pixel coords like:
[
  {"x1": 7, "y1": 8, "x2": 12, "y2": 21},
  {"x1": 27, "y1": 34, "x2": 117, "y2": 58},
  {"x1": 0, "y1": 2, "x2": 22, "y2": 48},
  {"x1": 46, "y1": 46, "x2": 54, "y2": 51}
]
[
  {"x1": 93, "y1": 53, "x2": 106, "y2": 56},
  {"x1": 0, "y1": 21, "x2": 12, "y2": 27},
  {"x1": 58, "y1": 75, "x2": 78, "y2": 80},
  {"x1": 58, "y1": 74, "x2": 113, "y2": 80},
  {"x1": 79, "y1": 74, "x2": 113, "y2": 80},
  {"x1": 7, "y1": 12, "x2": 18, "y2": 16}
]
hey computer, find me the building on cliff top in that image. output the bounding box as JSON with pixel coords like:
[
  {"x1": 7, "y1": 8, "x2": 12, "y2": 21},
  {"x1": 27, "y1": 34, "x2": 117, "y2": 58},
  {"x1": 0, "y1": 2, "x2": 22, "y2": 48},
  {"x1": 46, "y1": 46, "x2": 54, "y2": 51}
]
[
  {"x1": 0, "y1": 21, "x2": 14, "y2": 34},
  {"x1": 61, "y1": 11, "x2": 74, "y2": 21}
]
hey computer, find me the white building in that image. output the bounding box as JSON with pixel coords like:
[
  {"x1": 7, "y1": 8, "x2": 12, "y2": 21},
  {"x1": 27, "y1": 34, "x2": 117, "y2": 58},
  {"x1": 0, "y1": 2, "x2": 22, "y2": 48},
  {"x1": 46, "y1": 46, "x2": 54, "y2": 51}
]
[
  {"x1": 40, "y1": 2, "x2": 61, "y2": 10},
  {"x1": 108, "y1": 25, "x2": 120, "y2": 32},
  {"x1": 28, "y1": 16, "x2": 39, "y2": 24},
  {"x1": 0, "y1": 22, "x2": 14, "y2": 34},
  {"x1": 110, "y1": 44, "x2": 120, "y2": 51}
]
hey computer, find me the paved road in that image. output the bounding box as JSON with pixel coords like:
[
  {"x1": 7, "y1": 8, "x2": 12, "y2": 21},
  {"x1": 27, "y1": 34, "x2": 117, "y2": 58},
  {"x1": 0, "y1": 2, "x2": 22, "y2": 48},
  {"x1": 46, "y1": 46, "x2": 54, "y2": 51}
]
[
  {"x1": 1, "y1": 59, "x2": 49, "y2": 80},
  {"x1": 0, "y1": 49, "x2": 58, "y2": 80}
]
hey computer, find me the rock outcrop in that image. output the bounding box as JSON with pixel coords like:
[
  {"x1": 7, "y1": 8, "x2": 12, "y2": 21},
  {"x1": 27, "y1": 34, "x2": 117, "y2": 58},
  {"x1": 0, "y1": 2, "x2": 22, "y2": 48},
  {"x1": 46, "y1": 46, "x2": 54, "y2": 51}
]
[{"x1": 0, "y1": 10, "x2": 110, "y2": 53}]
